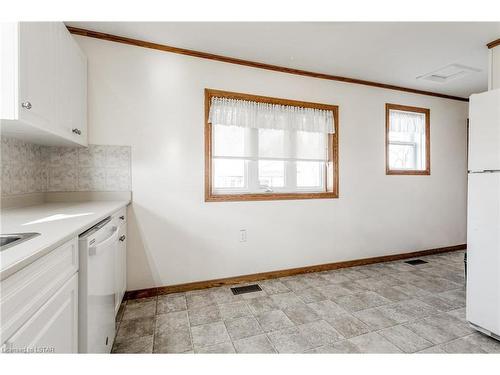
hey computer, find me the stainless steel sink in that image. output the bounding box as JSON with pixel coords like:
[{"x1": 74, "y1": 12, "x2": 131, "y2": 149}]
[{"x1": 0, "y1": 233, "x2": 41, "y2": 251}]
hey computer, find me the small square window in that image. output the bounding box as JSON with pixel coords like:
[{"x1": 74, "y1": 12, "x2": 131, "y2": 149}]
[{"x1": 386, "y1": 104, "x2": 430, "y2": 175}]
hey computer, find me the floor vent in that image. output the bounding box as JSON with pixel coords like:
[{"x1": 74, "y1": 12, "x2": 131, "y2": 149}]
[
  {"x1": 231, "y1": 284, "x2": 262, "y2": 295},
  {"x1": 405, "y1": 259, "x2": 428, "y2": 265}
]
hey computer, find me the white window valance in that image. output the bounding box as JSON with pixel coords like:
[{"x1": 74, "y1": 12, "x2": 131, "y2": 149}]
[
  {"x1": 389, "y1": 109, "x2": 426, "y2": 134},
  {"x1": 208, "y1": 97, "x2": 335, "y2": 134}
]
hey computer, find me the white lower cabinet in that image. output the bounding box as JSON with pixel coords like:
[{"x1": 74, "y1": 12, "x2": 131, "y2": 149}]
[
  {"x1": 1, "y1": 206, "x2": 128, "y2": 353},
  {"x1": 4, "y1": 273, "x2": 78, "y2": 353},
  {"x1": 0, "y1": 238, "x2": 79, "y2": 353},
  {"x1": 114, "y1": 208, "x2": 127, "y2": 315}
]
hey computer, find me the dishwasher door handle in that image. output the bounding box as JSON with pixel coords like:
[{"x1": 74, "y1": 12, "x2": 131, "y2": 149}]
[{"x1": 89, "y1": 227, "x2": 119, "y2": 256}]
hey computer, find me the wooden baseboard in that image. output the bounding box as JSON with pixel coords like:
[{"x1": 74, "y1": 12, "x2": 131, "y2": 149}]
[{"x1": 124, "y1": 244, "x2": 466, "y2": 300}]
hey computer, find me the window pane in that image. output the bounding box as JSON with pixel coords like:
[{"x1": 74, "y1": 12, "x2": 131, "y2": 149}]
[
  {"x1": 259, "y1": 129, "x2": 286, "y2": 158},
  {"x1": 388, "y1": 130, "x2": 426, "y2": 170},
  {"x1": 296, "y1": 131, "x2": 327, "y2": 160},
  {"x1": 213, "y1": 125, "x2": 246, "y2": 157},
  {"x1": 388, "y1": 143, "x2": 417, "y2": 169},
  {"x1": 213, "y1": 159, "x2": 246, "y2": 188},
  {"x1": 258, "y1": 160, "x2": 285, "y2": 188},
  {"x1": 297, "y1": 161, "x2": 324, "y2": 188},
  {"x1": 388, "y1": 109, "x2": 426, "y2": 171}
]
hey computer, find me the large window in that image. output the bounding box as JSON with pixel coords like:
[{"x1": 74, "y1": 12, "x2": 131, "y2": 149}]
[
  {"x1": 385, "y1": 103, "x2": 430, "y2": 175},
  {"x1": 205, "y1": 89, "x2": 338, "y2": 201}
]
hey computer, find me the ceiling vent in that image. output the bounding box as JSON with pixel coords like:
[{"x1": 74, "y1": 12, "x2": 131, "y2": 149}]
[{"x1": 417, "y1": 64, "x2": 481, "y2": 84}]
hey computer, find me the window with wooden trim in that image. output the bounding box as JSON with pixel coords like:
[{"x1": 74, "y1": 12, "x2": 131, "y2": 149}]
[
  {"x1": 386, "y1": 103, "x2": 430, "y2": 175},
  {"x1": 205, "y1": 89, "x2": 339, "y2": 201}
]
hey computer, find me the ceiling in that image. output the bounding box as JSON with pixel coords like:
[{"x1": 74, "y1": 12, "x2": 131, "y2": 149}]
[{"x1": 66, "y1": 22, "x2": 500, "y2": 98}]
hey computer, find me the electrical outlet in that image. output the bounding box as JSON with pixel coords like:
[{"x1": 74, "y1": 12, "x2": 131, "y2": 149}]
[{"x1": 239, "y1": 229, "x2": 247, "y2": 242}]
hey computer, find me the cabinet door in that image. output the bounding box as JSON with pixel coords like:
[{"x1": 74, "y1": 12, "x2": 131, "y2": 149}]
[
  {"x1": 115, "y1": 224, "x2": 127, "y2": 314},
  {"x1": 468, "y1": 90, "x2": 500, "y2": 171},
  {"x1": 120, "y1": 229, "x2": 127, "y2": 301},
  {"x1": 4, "y1": 273, "x2": 78, "y2": 353},
  {"x1": 72, "y1": 48, "x2": 87, "y2": 144},
  {"x1": 466, "y1": 172, "x2": 500, "y2": 333},
  {"x1": 57, "y1": 23, "x2": 87, "y2": 145},
  {"x1": 0, "y1": 237, "x2": 78, "y2": 346},
  {"x1": 1, "y1": 23, "x2": 18, "y2": 119},
  {"x1": 18, "y1": 22, "x2": 57, "y2": 131}
]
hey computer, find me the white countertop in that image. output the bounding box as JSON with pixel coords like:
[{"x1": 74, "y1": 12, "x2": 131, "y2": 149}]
[{"x1": 0, "y1": 200, "x2": 130, "y2": 280}]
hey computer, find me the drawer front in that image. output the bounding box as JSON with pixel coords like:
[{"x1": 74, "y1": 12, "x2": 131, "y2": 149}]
[
  {"x1": 0, "y1": 237, "x2": 78, "y2": 345},
  {"x1": 4, "y1": 273, "x2": 78, "y2": 353}
]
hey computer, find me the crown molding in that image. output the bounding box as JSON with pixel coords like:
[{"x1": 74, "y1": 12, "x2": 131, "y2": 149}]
[
  {"x1": 487, "y1": 38, "x2": 500, "y2": 49},
  {"x1": 67, "y1": 26, "x2": 469, "y2": 102}
]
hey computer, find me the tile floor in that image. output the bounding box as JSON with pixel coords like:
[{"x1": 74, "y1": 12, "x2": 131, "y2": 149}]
[{"x1": 112, "y1": 250, "x2": 500, "y2": 354}]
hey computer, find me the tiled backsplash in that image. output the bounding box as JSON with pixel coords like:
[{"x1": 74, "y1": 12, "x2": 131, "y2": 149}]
[
  {"x1": 1, "y1": 137, "x2": 131, "y2": 197},
  {"x1": 48, "y1": 144, "x2": 131, "y2": 192},
  {"x1": 1, "y1": 138, "x2": 48, "y2": 196}
]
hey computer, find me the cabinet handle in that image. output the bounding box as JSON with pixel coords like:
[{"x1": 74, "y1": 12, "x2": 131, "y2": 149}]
[
  {"x1": 72, "y1": 128, "x2": 82, "y2": 135},
  {"x1": 21, "y1": 102, "x2": 32, "y2": 110},
  {"x1": 119, "y1": 216, "x2": 125, "y2": 220},
  {"x1": 119, "y1": 235, "x2": 126, "y2": 242}
]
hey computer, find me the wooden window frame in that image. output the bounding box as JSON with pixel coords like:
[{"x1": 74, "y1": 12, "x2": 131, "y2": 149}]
[
  {"x1": 385, "y1": 103, "x2": 430, "y2": 176},
  {"x1": 205, "y1": 88, "x2": 339, "y2": 202}
]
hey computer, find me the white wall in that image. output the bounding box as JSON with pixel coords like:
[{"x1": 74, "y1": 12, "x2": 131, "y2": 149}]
[{"x1": 75, "y1": 36, "x2": 468, "y2": 291}]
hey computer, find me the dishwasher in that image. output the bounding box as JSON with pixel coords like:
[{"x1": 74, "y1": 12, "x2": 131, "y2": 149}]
[{"x1": 78, "y1": 216, "x2": 118, "y2": 353}]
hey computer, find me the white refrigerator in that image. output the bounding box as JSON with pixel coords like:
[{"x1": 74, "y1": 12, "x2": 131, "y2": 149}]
[{"x1": 466, "y1": 88, "x2": 500, "y2": 339}]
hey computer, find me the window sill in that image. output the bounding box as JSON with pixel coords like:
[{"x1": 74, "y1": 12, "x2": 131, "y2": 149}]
[
  {"x1": 205, "y1": 191, "x2": 338, "y2": 202},
  {"x1": 386, "y1": 169, "x2": 430, "y2": 175}
]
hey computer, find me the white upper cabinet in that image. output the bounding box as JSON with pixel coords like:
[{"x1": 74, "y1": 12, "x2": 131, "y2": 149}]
[
  {"x1": 57, "y1": 24, "x2": 88, "y2": 144},
  {"x1": 18, "y1": 22, "x2": 57, "y2": 131},
  {"x1": 0, "y1": 22, "x2": 87, "y2": 146},
  {"x1": 469, "y1": 89, "x2": 500, "y2": 171}
]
